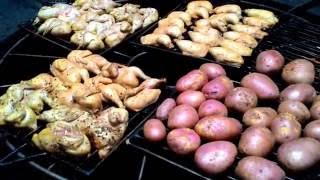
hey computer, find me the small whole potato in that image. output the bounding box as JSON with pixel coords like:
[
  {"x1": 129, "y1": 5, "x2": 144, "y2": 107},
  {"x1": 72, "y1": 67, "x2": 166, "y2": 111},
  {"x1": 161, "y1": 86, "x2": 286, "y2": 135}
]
[
  {"x1": 156, "y1": 98, "x2": 176, "y2": 120},
  {"x1": 143, "y1": 119, "x2": 167, "y2": 142},
  {"x1": 176, "y1": 70, "x2": 208, "y2": 92},
  {"x1": 194, "y1": 141, "x2": 237, "y2": 174},
  {"x1": 167, "y1": 128, "x2": 201, "y2": 155},
  {"x1": 198, "y1": 99, "x2": 228, "y2": 118},
  {"x1": 235, "y1": 156, "x2": 285, "y2": 180},
  {"x1": 199, "y1": 63, "x2": 226, "y2": 80},
  {"x1": 242, "y1": 107, "x2": 277, "y2": 127},
  {"x1": 238, "y1": 126, "x2": 275, "y2": 157},
  {"x1": 195, "y1": 116, "x2": 242, "y2": 141},
  {"x1": 168, "y1": 105, "x2": 199, "y2": 129},
  {"x1": 256, "y1": 50, "x2": 285, "y2": 75},
  {"x1": 280, "y1": 83, "x2": 316, "y2": 104},
  {"x1": 277, "y1": 137, "x2": 320, "y2": 171},
  {"x1": 202, "y1": 75, "x2": 234, "y2": 100},
  {"x1": 225, "y1": 87, "x2": 258, "y2": 113},
  {"x1": 278, "y1": 100, "x2": 310, "y2": 124},
  {"x1": 271, "y1": 113, "x2": 301, "y2": 144},
  {"x1": 304, "y1": 120, "x2": 320, "y2": 141},
  {"x1": 240, "y1": 72, "x2": 279, "y2": 100},
  {"x1": 282, "y1": 59, "x2": 315, "y2": 84},
  {"x1": 310, "y1": 97, "x2": 320, "y2": 120},
  {"x1": 176, "y1": 90, "x2": 205, "y2": 108}
]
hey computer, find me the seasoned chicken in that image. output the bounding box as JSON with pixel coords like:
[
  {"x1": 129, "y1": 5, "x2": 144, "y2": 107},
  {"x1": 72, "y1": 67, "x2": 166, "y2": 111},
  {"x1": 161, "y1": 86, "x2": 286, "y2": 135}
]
[
  {"x1": 139, "y1": 8, "x2": 159, "y2": 27},
  {"x1": 70, "y1": 31, "x2": 105, "y2": 50},
  {"x1": 209, "y1": 13, "x2": 241, "y2": 32},
  {"x1": 243, "y1": 17, "x2": 275, "y2": 29},
  {"x1": 186, "y1": 6, "x2": 210, "y2": 19},
  {"x1": 223, "y1": 31, "x2": 258, "y2": 48},
  {"x1": 99, "y1": 83, "x2": 127, "y2": 108},
  {"x1": 32, "y1": 121, "x2": 91, "y2": 157},
  {"x1": 244, "y1": 9, "x2": 279, "y2": 24},
  {"x1": 188, "y1": 30, "x2": 221, "y2": 47},
  {"x1": 38, "y1": 18, "x2": 72, "y2": 36},
  {"x1": 39, "y1": 105, "x2": 87, "y2": 123},
  {"x1": 126, "y1": 78, "x2": 166, "y2": 97},
  {"x1": 113, "y1": 66, "x2": 151, "y2": 88},
  {"x1": 124, "y1": 89, "x2": 161, "y2": 112},
  {"x1": 167, "y1": 11, "x2": 192, "y2": 26},
  {"x1": 129, "y1": 13, "x2": 144, "y2": 32},
  {"x1": 219, "y1": 39, "x2": 253, "y2": 56},
  {"x1": 158, "y1": 18, "x2": 185, "y2": 31},
  {"x1": 36, "y1": 3, "x2": 78, "y2": 21},
  {"x1": 140, "y1": 34, "x2": 174, "y2": 48},
  {"x1": 213, "y1": 4, "x2": 241, "y2": 15},
  {"x1": 186, "y1": 1, "x2": 213, "y2": 18},
  {"x1": 229, "y1": 24, "x2": 268, "y2": 39},
  {"x1": 209, "y1": 47, "x2": 244, "y2": 64},
  {"x1": 175, "y1": 40, "x2": 209, "y2": 58},
  {"x1": 153, "y1": 25, "x2": 184, "y2": 38},
  {"x1": 74, "y1": 0, "x2": 120, "y2": 12}
]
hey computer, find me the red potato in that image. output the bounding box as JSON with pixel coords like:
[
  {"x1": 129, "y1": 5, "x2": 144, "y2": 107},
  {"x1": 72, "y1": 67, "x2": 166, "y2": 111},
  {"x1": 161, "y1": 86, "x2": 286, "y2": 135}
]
[
  {"x1": 280, "y1": 83, "x2": 316, "y2": 104},
  {"x1": 156, "y1": 98, "x2": 176, "y2": 120},
  {"x1": 242, "y1": 107, "x2": 277, "y2": 127},
  {"x1": 240, "y1": 72, "x2": 279, "y2": 100},
  {"x1": 167, "y1": 128, "x2": 201, "y2": 155},
  {"x1": 202, "y1": 75, "x2": 234, "y2": 100},
  {"x1": 282, "y1": 59, "x2": 315, "y2": 84},
  {"x1": 176, "y1": 90, "x2": 205, "y2": 108},
  {"x1": 256, "y1": 50, "x2": 285, "y2": 75},
  {"x1": 278, "y1": 100, "x2": 310, "y2": 124},
  {"x1": 238, "y1": 126, "x2": 275, "y2": 157},
  {"x1": 310, "y1": 96, "x2": 320, "y2": 120},
  {"x1": 143, "y1": 119, "x2": 167, "y2": 143},
  {"x1": 167, "y1": 105, "x2": 199, "y2": 129},
  {"x1": 195, "y1": 116, "x2": 242, "y2": 141},
  {"x1": 224, "y1": 87, "x2": 258, "y2": 113},
  {"x1": 194, "y1": 141, "x2": 237, "y2": 174},
  {"x1": 199, "y1": 63, "x2": 226, "y2": 80},
  {"x1": 198, "y1": 99, "x2": 228, "y2": 118},
  {"x1": 271, "y1": 113, "x2": 301, "y2": 144},
  {"x1": 277, "y1": 137, "x2": 320, "y2": 171},
  {"x1": 235, "y1": 156, "x2": 285, "y2": 180},
  {"x1": 304, "y1": 120, "x2": 320, "y2": 141},
  {"x1": 176, "y1": 70, "x2": 208, "y2": 92}
]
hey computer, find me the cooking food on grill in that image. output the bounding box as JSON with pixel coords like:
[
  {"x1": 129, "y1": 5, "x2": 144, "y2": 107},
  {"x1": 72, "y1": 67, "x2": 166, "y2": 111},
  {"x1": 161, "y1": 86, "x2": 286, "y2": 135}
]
[
  {"x1": 280, "y1": 83, "x2": 316, "y2": 104},
  {"x1": 201, "y1": 75, "x2": 234, "y2": 100},
  {"x1": 194, "y1": 141, "x2": 237, "y2": 174},
  {"x1": 311, "y1": 96, "x2": 320, "y2": 120},
  {"x1": 124, "y1": 88, "x2": 161, "y2": 112},
  {"x1": 143, "y1": 119, "x2": 167, "y2": 143},
  {"x1": 255, "y1": 50, "x2": 285, "y2": 75},
  {"x1": 238, "y1": 126, "x2": 275, "y2": 157},
  {"x1": 176, "y1": 70, "x2": 208, "y2": 92},
  {"x1": 167, "y1": 104, "x2": 199, "y2": 129},
  {"x1": 271, "y1": 113, "x2": 301, "y2": 144},
  {"x1": 224, "y1": 87, "x2": 258, "y2": 113},
  {"x1": 277, "y1": 137, "x2": 320, "y2": 171},
  {"x1": 176, "y1": 90, "x2": 205, "y2": 108},
  {"x1": 277, "y1": 100, "x2": 311, "y2": 124},
  {"x1": 198, "y1": 99, "x2": 228, "y2": 118},
  {"x1": 304, "y1": 120, "x2": 320, "y2": 141},
  {"x1": 167, "y1": 128, "x2": 201, "y2": 155},
  {"x1": 281, "y1": 59, "x2": 315, "y2": 84},
  {"x1": 156, "y1": 98, "x2": 176, "y2": 120},
  {"x1": 34, "y1": 1, "x2": 159, "y2": 50},
  {"x1": 242, "y1": 107, "x2": 277, "y2": 127},
  {"x1": 235, "y1": 156, "x2": 285, "y2": 180},
  {"x1": 199, "y1": 63, "x2": 226, "y2": 80},
  {"x1": 140, "y1": 1, "x2": 278, "y2": 65}
]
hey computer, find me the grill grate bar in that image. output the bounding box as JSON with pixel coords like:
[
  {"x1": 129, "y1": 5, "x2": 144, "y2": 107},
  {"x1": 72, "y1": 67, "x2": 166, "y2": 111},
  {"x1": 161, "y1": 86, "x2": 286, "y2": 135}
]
[{"x1": 8, "y1": 53, "x2": 63, "y2": 59}]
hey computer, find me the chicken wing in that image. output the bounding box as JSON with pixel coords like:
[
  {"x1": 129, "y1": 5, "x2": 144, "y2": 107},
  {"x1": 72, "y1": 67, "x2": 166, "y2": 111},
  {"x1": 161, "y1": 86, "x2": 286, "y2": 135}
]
[
  {"x1": 167, "y1": 11, "x2": 192, "y2": 26},
  {"x1": 188, "y1": 31, "x2": 221, "y2": 47},
  {"x1": 243, "y1": 17, "x2": 275, "y2": 29},
  {"x1": 124, "y1": 89, "x2": 161, "y2": 112},
  {"x1": 139, "y1": 8, "x2": 159, "y2": 27},
  {"x1": 175, "y1": 40, "x2": 209, "y2": 58},
  {"x1": 213, "y1": 4, "x2": 241, "y2": 15},
  {"x1": 209, "y1": 13, "x2": 241, "y2": 32},
  {"x1": 223, "y1": 31, "x2": 258, "y2": 48},
  {"x1": 219, "y1": 39, "x2": 252, "y2": 56},
  {"x1": 244, "y1": 9, "x2": 279, "y2": 24},
  {"x1": 140, "y1": 34, "x2": 174, "y2": 49},
  {"x1": 229, "y1": 24, "x2": 268, "y2": 39},
  {"x1": 209, "y1": 47, "x2": 244, "y2": 64}
]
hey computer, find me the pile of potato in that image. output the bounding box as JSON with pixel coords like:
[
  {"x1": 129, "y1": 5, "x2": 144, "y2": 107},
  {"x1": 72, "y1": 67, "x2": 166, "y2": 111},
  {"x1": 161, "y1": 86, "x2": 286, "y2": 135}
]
[
  {"x1": 141, "y1": 0, "x2": 278, "y2": 65},
  {"x1": 143, "y1": 49, "x2": 320, "y2": 179}
]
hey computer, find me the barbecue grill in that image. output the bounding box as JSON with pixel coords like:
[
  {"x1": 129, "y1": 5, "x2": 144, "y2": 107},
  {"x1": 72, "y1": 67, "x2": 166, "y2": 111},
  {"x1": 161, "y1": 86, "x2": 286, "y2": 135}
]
[{"x1": 0, "y1": 0, "x2": 320, "y2": 179}]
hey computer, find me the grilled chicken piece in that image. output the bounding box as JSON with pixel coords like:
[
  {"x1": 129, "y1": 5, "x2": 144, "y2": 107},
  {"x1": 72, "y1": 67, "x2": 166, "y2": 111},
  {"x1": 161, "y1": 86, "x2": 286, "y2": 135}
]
[
  {"x1": 99, "y1": 83, "x2": 127, "y2": 108},
  {"x1": 124, "y1": 89, "x2": 161, "y2": 112},
  {"x1": 74, "y1": 0, "x2": 120, "y2": 12},
  {"x1": 229, "y1": 24, "x2": 268, "y2": 39},
  {"x1": 39, "y1": 105, "x2": 87, "y2": 123},
  {"x1": 209, "y1": 47, "x2": 244, "y2": 64},
  {"x1": 219, "y1": 39, "x2": 253, "y2": 56},
  {"x1": 223, "y1": 31, "x2": 258, "y2": 48},
  {"x1": 126, "y1": 78, "x2": 166, "y2": 97},
  {"x1": 158, "y1": 18, "x2": 185, "y2": 30},
  {"x1": 213, "y1": 4, "x2": 241, "y2": 15},
  {"x1": 175, "y1": 40, "x2": 209, "y2": 58},
  {"x1": 243, "y1": 17, "x2": 275, "y2": 30},
  {"x1": 244, "y1": 9, "x2": 279, "y2": 24},
  {"x1": 188, "y1": 30, "x2": 221, "y2": 47},
  {"x1": 38, "y1": 18, "x2": 72, "y2": 36},
  {"x1": 32, "y1": 121, "x2": 91, "y2": 157},
  {"x1": 167, "y1": 11, "x2": 192, "y2": 26},
  {"x1": 140, "y1": 34, "x2": 174, "y2": 48},
  {"x1": 113, "y1": 66, "x2": 151, "y2": 88},
  {"x1": 186, "y1": 1, "x2": 213, "y2": 19},
  {"x1": 139, "y1": 8, "x2": 159, "y2": 27},
  {"x1": 209, "y1": 13, "x2": 241, "y2": 32},
  {"x1": 70, "y1": 31, "x2": 105, "y2": 50}
]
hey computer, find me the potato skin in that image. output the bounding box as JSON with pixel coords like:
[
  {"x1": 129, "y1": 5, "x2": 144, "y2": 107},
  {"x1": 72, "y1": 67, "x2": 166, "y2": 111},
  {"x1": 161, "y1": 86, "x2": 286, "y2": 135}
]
[
  {"x1": 168, "y1": 105, "x2": 199, "y2": 129},
  {"x1": 143, "y1": 119, "x2": 167, "y2": 142},
  {"x1": 195, "y1": 141, "x2": 237, "y2": 174},
  {"x1": 176, "y1": 90, "x2": 205, "y2": 108},
  {"x1": 199, "y1": 63, "x2": 226, "y2": 80},
  {"x1": 167, "y1": 128, "x2": 201, "y2": 155},
  {"x1": 242, "y1": 107, "x2": 277, "y2": 127},
  {"x1": 281, "y1": 59, "x2": 315, "y2": 84},
  {"x1": 277, "y1": 100, "x2": 310, "y2": 124},
  {"x1": 240, "y1": 72, "x2": 279, "y2": 100},
  {"x1": 176, "y1": 70, "x2": 208, "y2": 92},
  {"x1": 280, "y1": 83, "x2": 316, "y2": 104},
  {"x1": 304, "y1": 120, "x2": 320, "y2": 141},
  {"x1": 225, "y1": 87, "x2": 258, "y2": 113},
  {"x1": 271, "y1": 113, "x2": 301, "y2": 144},
  {"x1": 238, "y1": 126, "x2": 275, "y2": 157},
  {"x1": 202, "y1": 75, "x2": 234, "y2": 100},
  {"x1": 311, "y1": 97, "x2": 320, "y2": 120},
  {"x1": 195, "y1": 116, "x2": 242, "y2": 141},
  {"x1": 256, "y1": 50, "x2": 285, "y2": 75},
  {"x1": 235, "y1": 156, "x2": 285, "y2": 180},
  {"x1": 198, "y1": 99, "x2": 228, "y2": 118},
  {"x1": 277, "y1": 137, "x2": 320, "y2": 171},
  {"x1": 156, "y1": 98, "x2": 176, "y2": 120}
]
